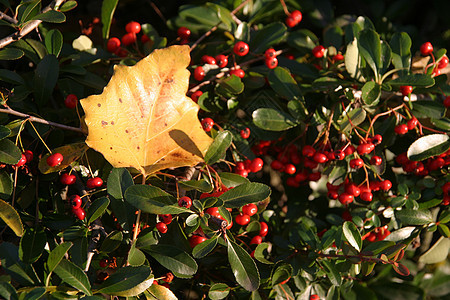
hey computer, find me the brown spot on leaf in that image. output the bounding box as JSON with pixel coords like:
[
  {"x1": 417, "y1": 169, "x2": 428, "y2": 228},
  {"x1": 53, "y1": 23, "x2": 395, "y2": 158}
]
[
  {"x1": 125, "y1": 130, "x2": 129, "y2": 133},
  {"x1": 97, "y1": 103, "x2": 101, "y2": 107},
  {"x1": 101, "y1": 121, "x2": 108, "y2": 126},
  {"x1": 137, "y1": 146, "x2": 140, "y2": 150},
  {"x1": 111, "y1": 121, "x2": 115, "y2": 125},
  {"x1": 119, "y1": 98, "x2": 122, "y2": 103}
]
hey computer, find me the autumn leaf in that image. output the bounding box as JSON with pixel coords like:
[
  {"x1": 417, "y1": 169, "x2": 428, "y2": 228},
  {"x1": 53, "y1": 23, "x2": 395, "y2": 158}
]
[{"x1": 80, "y1": 45, "x2": 213, "y2": 175}]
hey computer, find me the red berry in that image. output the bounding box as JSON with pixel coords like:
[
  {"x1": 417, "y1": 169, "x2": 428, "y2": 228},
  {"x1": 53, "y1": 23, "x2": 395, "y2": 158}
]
[
  {"x1": 290, "y1": 10, "x2": 302, "y2": 23},
  {"x1": 250, "y1": 158, "x2": 264, "y2": 173},
  {"x1": 308, "y1": 172, "x2": 321, "y2": 181},
  {"x1": 86, "y1": 177, "x2": 103, "y2": 189},
  {"x1": 156, "y1": 222, "x2": 168, "y2": 234},
  {"x1": 444, "y1": 96, "x2": 450, "y2": 108},
  {"x1": 344, "y1": 145, "x2": 355, "y2": 156},
  {"x1": 333, "y1": 53, "x2": 344, "y2": 61},
  {"x1": 259, "y1": 222, "x2": 268, "y2": 237},
  {"x1": 240, "y1": 127, "x2": 250, "y2": 139},
  {"x1": 370, "y1": 156, "x2": 382, "y2": 166},
  {"x1": 313, "y1": 152, "x2": 327, "y2": 164},
  {"x1": 47, "y1": 153, "x2": 63, "y2": 167},
  {"x1": 235, "y1": 213, "x2": 251, "y2": 226},
  {"x1": 310, "y1": 295, "x2": 320, "y2": 300},
  {"x1": 284, "y1": 163, "x2": 296, "y2": 174},
  {"x1": 189, "y1": 235, "x2": 207, "y2": 248},
  {"x1": 23, "y1": 150, "x2": 33, "y2": 163},
  {"x1": 357, "y1": 143, "x2": 374, "y2": 155},
  {"x1": 399, "y1": 85, "x2": 413, "y2": 96},
  {"x1": 70, "y1": 195, "x2": 82, "y2": 209},
  {"x1": 302, "y1": 145, "x2": 316, "y2": 157},
  {"x1": 349, "y1": 158, "x2": 364, "y2": 169},
  {"x1": 235, "y1": 169, "x2": 249, "y2": 178},
  {"x1": 371, "y1": 134, "x2": 382, "y2": 145},
  {"x1": 270, "y1": 160, "x2": 283, "y2": 170},
  {"x1": 125, "y1": 21, "x2": 141, "y2": 34},
  {"x1": 438, "y1": 55, "x2": 449, "y2": 69},
  {"x1": 194, "y1": 66, "x2": 205, "y2": 81},
  {"x1": 235, "y1": 161, "x2": 245, "y2": 171},
  {"x1": 15, "y1": 154, "x2": 27, "y2": 167},
  {"x1": 334, "y1": 150, "x2": 345, "y2": 160},
  {"x1": 159, "y1": 214, "x2": 172, "y2": 224},
  {"x1": 233, "y1": 41, "x2": 249, "y2": 56},
  {"x1": 64, "y1": 94, "x2": 78, "y2": 109},
  {"x1": 379, "y1": 180, "x2": 392, "y2": 191},
  {"x1": 407, "y1": 117, "x2": 418, "y2": 130},
  {"x1": 420, "y1": 42, "x2": 433, "y2": 56},
  {"x1": 395, "y1": 124, "x2": 409, "y2": 135},
  {"x1": 201, "y1": 117, "x2": 214, "y2": 132},
  {"x1": 72, "y1": 207, "x2": 86, "y2": 220},
  {"x1": 141, "y1": 34, "x2": 150, "y2": 44},
  {"x1": 99, "y1": 259, "x2": 108, "y2": 268},
  {"x1": 60, "y1": 173, "x2": 76, "y2": 185},
  {"x1": 345, "y1": 183, "x2": 361, "y2": 197},
  {"x1": 205, "y1": 207, "x2": 220, "y2": 217},
  {"x1": 360, "y1": 191, "x2": 373, "y2": 202},
  {"x1": 312, "y1": 45, "x2": 326, "y2": 58},
  {"x1": 264, "y1": 48, "x2": 277, "y2": 59},
  {"x1": 428, "y1": 158, "x2": 445, "y2": 171},
  {"x1": 265, "y1": 57, "x2": 278, "y2": 69},
  {"x1": 285, "y1": 16, "x2": 297, "y2": 28},
  {"x1": 338, "y1": 193, "x2": 354, "y2": 205},
  {"x1": 328, "y1": 190, "x2": 339, "y2": 200},
  {"x1": 242, "y1": 203, "x2": 258, "y2": 216},
  {"x1": 106, "y1": 37, "x2": 121, "y2": 52},
  {"x1": 190, "y1": 90, "x2": 202, "y2": 103},
  {"x1": 178, "y1": 196, "x2": 192, "y2": 208},
  {"x1": 201, "y1": 55, "x2": 216, "y2": 65},
  {"x1": 215, "y1": 54, "x2": 228, "y2": 68},
  {"x1": 250, "y1": 235, "x2": 262, "y2": 245},
  {"x1": 177, "y1": 27, "x2": 191, "y2": 40},
  {"x1": 121, "y1": 32, "x2": 136, "y2": 46},
  {"x1": 229, "y1": 68, "x2": 245, "y2": 78}
]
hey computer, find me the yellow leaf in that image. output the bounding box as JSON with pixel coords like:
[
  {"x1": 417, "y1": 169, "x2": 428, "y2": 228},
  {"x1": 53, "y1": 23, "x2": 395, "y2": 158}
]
[
  {"x1": 39, "y1": 143, "x2": 89, "y2": 174},
  {"x1": 80, "y1": 45, "x2": 213, "y2": 175},
  {"x1": 0, "y1": 199, "x2": 23, "y2": 237}
]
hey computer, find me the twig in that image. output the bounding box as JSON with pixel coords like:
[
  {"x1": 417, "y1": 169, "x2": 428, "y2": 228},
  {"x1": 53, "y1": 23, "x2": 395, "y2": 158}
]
[
  {"x1": 0, "y1": 107, "x2": 85, "y2": 134},
  {"x1": 0, "y1": 0, "x2": 66, "y2": 49},
  {"x1": 148, "y1": 1, "x2": 167, "y2": 24},
  {"x1": 0, "y1": 11, "x2": 18, "y2": 24}
]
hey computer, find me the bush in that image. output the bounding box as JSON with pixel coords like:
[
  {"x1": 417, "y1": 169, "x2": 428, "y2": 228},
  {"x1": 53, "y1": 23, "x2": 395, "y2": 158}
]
[{"x1": 0, "y1": 0, "x2": 449, "y2": 299}]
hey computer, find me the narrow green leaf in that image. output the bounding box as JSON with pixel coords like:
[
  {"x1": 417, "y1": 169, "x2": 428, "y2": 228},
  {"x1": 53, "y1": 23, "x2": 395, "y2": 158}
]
[
  {"x1": 342, "y1": 221, "x2": 362, "y2": 252},
  {"x1": 47, "y1": 242, "x2": 73, "y2": 273},
  {"x1": 320, "y1": 260, "x2": 342, "y2": 286},
  {"x1": 128, "y1": 242, "x2": 146, "y2": 266},
  {"x1": 412, "y1": 101, "x2": 445, "y2": 119},
  {"x1": 107, "y1": 168, "x2": 134, "y2": 200},
  {"x1": 250, "y1": 22, "x2": 287, "y2": 53},
  {"x1": 418, "y1": 236, "x2": 450, "y2": 264},
  {"x1": 100, "y1": 231, "x2": 123, "y2": 253},
  {"x1": 218, "y1": 172, "x2": 250, "y2": 188},
  {"x1": 179, "y1": 179, "x2": 213, "y2": 193},
  {"x1": 268, "y1": 67, "x2": 301, "y2": 100},
  {"x1": 22, "y1": 287, "x2": 46, "y2": 300},
  {"x1": 146, "y1": 283, "x2": 177, "y2": 300},
  {"x1": 204, "y1": 130, "x2": 232, "y2": 165},
  {"x1": 32, "y1": 10, "x2": 66, "y2": 23},
  {"x1": 208, "y1": 283, "x2": 230, "y2": 300},
  {"x1": 390, "y1": 74, "x2": 435, "y2": 87},
  {"x1": 338, "y1": 107, "x2": 366, "y2": 133},
  {"x1": 0, "y1": 281, "x2": 18, "y2": 300},
  {"x1": 271, "y1": 264, "x2": 292, "y2": 286},
  {"x1": 395, "y1": 209, "x2": 433, "y2": 225},
  {"x1": 358, "y1": 29, "x2": 381, "y2": 78},
  {"x1": 0, "y1": 171, "x2": 12, "y2": 199},
  {"x1": 0, "y1": 242, "x2": 39, "y2": 285},
  {"x1": 390, "y1": 32, "x2": 411, "y2": 76},
  {"x1": 192, "y1": 235, "x2": 218, "y2": 258},
  {"x1": 407, "y1": 134, "x2": 450, "y2": 161},
  {"x1": 345, "y1": 38, "x2": 362, "y2": 79},
  {"x1": 252, "y1": 108, "x2": 298, "y2": 131},
  {"x1": 101, "y1": 0, "x2": 119, "y2": 39},
  {"x1": 0, "y1": 69, "x2": 26, "y2": 85},
  {"x1": 86, "y1": 197, "x2": 109, "y2": 225},
  {"x1": 96, "y1": 266, "x2": 153, "y2": 296},
  {"x1": 0, "y1": 139, "x2": 22, "y2": 165},
  {"x1": 439, "y1": 210, "x2": 450, "y2": 223},
  {"x1": 59, "y1": 1, "x2": 78, "y2": 12},
  {"x1": 44, "y1": 29, "x2": 63, "y2": 57},
  {"x1": 144, "y1": 244, "x2": 198, "y2": 277},
  {"x1": 227, "y1": 239, "x2": 260, "y2": 291},
  {"x1": 0, "y1": 48, "x2": 24, "y2": 60},
  {"x1": 431, "y1": 118, "x2": 450, "y2": 131},
  {"x1": 33, "y1": 54, "x2": 59, "y2": 106},
  {"x1": 19, "y1": 227, "x2": 47, "y2": 263},
  {"x1": 219, "y1": 182, "x2": 271, "y2": 208},
  {"x1": 125, "y1": 185, "x2": 190, "y2": 215},
  {"x1": 54, "y1": 260, "x2": 92, "y2": 296},
  {"x1": 0, "y1": 199, "x2": 23, "y2": 236}
]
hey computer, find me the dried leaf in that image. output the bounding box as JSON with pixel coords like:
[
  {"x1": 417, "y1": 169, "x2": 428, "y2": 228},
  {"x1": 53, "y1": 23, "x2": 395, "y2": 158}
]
[{"x1": 80, "y1": 45, "x2": 213, "y2": 175}]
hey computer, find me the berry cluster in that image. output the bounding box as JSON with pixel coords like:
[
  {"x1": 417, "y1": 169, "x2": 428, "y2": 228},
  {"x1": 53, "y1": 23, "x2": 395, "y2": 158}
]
[
  {"x1": 234, "y1": 157, "x2": 264, "y2": 178},
  {"x1": 420, "y1": 41, "x2": 449, "y2": 76},
  {"x1": 285, "y1": 10, "x2": 302, "y2": 28},
  {"x1": 395, "y1": 149, "x2": 450, "y2": 177},
  {"x1": 106, "y1": 21, "x2": 148, "y2": 57},
  {"x1": 362, "y1": 225, "x2": 391, "y2": 242}
]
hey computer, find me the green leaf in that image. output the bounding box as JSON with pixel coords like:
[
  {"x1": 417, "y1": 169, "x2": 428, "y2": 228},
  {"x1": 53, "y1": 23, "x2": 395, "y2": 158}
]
[
  {"x1": 0, "y1": 281, "x2": 17, "y2": 300},
  {"x1": 0, "y1": 69, "x2": 26, "y2": 85},
  {"x1": 412, "y1": 101, "x2": 445, "y2": 119},
  {"x1": 44, "y1": 29, "x2": 63, "y2": 57},
  {"x1": 0, "y1": 171, "x2": 12, "y2": 199},
  {"x1": 215, "y1": 75, "x2": 244, "y2": 98},
  {"x1": 272, "y1": 264, "x2": 292, "y2": 286},
  {"x1": 345, "y1": 38, "x2": 362, "y2": 79},
  {"x1": 59, "y1": 1, "x2": 78, "y2": 12},
  {"x1": 144, "y1": 244, "x2": 198, "y2": 277},
  {"x1": 19, "y1": 227, "x2": 46, "y2": 263},
  {"x1": 125, "y1": 185, "x2": 190, "y2": 215},
  {"x1": 320, "y1": 260, "x2": 342, "y2": 286},
  {"x1": 17, "y1": 0, "x2": 40, "y2": 24},
  {"x1": 227, "y1": 239, "x2": 260, "y2": 291},
  {"x1": 389, "y1": 74, "x2": 435, "y2": 87},
  {"x1": 407, "y1": 134, "x2": 450, "y2": 161},
  {"x1": 0, "y1": 126, "x2": 11, "y2": 141},
  {"x1": 146, "y1": 284, "x2": 177, "y2": 300},
  {"x1": 107, "y1": 168, "x2": 134, "y2": 200},
  {"x1": 204, "y1": 130, "x2": 232, "y2": 165},
  {"x1": 96, "y1": 266, "x2": 153, "y2": 296},
  {"x1": 287, "y1": 99, "x2": 308, "y2": 121},
  {"x1": 101, "y1": 0, "x2": 119, "y2": 39},
  {"x1": 99, "y1": 231, "x2": 123, "y2": 253},
  {"x1": 361, "y1": 81, "x2": 381, "y2": 105},
  {"x1": 431, "y1": 118, "x2": 450, "y2": 131},
  {"x1": 362, "y1": 240, "x2": 395, "y2": 255},
  {"x1": 342, "y1": 221, "x2": 362, "y2": 252},
  {"x1": 22, "y1": 287, "x2": 46, "y2": 300},
  {"x1": 395, "y1": 209, "x2": 433, "y2": 225},
  {"x1": 47, "y1": 242, "x2": 73, "y2": 274},
  {"x1": 287, "y1": 29, "x2": 318, "y2": 51},
  {"x1": 0, "y1": 139, "x2": 21, "y2": 165},
  {"x1": 250, "y1": 22, "x2": 287, "y2": 53},
  {"x1": 358, "y1": 29, "x2": 381, "y2": 78},
  {"x1": 32, "y1": 10, "x2": 65, "y2": 23},
  {"x1": 54, "y1": 260, "x2": 92, "y2": 296},
  {"x1": 324, "y1": 26, "x2": 343, "y2": 48},
  {"x1": 86, "y1": 197, "x2": 109, "y2": 225},
  {"x1": 268, "y1": 67, "x2": 301, "y2": 100},
  {"x1": 33, "y1": 54, "x2": 59, "y2": 106},
  {"x1": 438, "y1": 224, "x2": 450, "y2": 238},
  {"x1": 252, "y1": 108, "x2": 298, "y2": 131},
  {"x1": 128, "y1": 242, "x2": 146, "y2": 266},
  {"x1": 219, "y1": 182, "x2": 271, "y2": 208},
  {"x1": 0, "y1": 242, "x2": 39, "y2": 286},
  {"x1": 418, "y1": 236, "x2": 450, "y2": 264},
  {"x1": 192, "y1": 235, "x2": 218, "y2": 258},
  {"x1": 208, "y1": 283, "x2": 230, "y2": 300},
  {"x1": 179, "y1": 179, "x2": 213, "y2": 193},
  {"x1": 338, "y1": 107, "x2": 366, "y2": 132},
  {"x1": 390, "y1": 32, "x2": 411, "y2": 77},
  {"x1": 0, "y1": 199, "x2": 23, "y2": 237},
  {"x1": 254, "y1": 242, "x2": 273, "y2": 264},
  {"x1": 218, "y1": 172, "x2": 249, "y2": 188},
  {"x1": 439, "y1": 210, "x2": 450, "y2": 223},
  {"x1": 380, "y1": 42, "x2": 392, "y2": 75},
  {"x1": 0, "y1": 48, "x2": 24, "y2": 60}
]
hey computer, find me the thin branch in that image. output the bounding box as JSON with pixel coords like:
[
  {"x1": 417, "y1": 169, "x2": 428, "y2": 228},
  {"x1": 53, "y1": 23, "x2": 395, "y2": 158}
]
[
  {"x1": 148, "y1": 1, "x2": 167, "y2": 24},
  {"x1": 0, "y1": 11, "x2": 18, "y2": 24},
  {"x1": 0, "y1": 107, "x2": 85, "y2": 134},
  {"x1": 0, "y1": 0, "x2": 66, "y2": 49}
]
